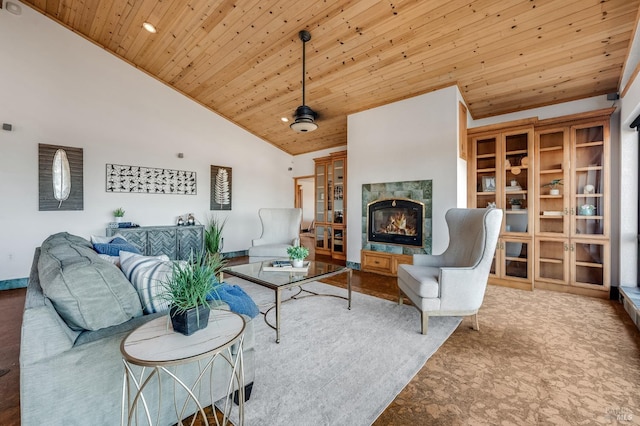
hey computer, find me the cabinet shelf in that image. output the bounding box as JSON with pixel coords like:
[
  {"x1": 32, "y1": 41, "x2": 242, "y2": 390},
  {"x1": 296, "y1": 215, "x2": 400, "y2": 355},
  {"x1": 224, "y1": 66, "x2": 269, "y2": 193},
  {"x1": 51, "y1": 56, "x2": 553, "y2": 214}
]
[
  {"x1": 539, "y1": 146, "x2": 563, "y2": 152},
  {"x1": 575, "y1": 194, "x2": 603, "y2": 198},
  {"x1": 575, "y1": 261, "x2": 603, "y2": 268},
  {"x1": 575, "y1": 215, "x2": 603, "y2": 220},
  {"x1": 540, "y1": 169, "x2": 563, "y2": 174},
  {"x1": 575, "y1": 166, "x2": 603, "y2": 172},
  {"x1": 477, "y1": 153, "x2": 496, "y2": 159},
  {"x1": 575, "y1": 141, "x2": 604, "y2": 148},
  {"x1": 540, "y1": 257, "x2": 563, "y2": 264},
  {"x1": 477, "y1": 168, "x2": 496, "y2": 173},
  {"x1": 506, "y1": 149, "x2": 528, "y2": 156}
]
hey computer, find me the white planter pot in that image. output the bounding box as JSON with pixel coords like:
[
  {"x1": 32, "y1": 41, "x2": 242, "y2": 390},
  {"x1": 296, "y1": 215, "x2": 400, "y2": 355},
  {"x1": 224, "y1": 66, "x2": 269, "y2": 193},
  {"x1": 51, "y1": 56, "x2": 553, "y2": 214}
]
[
  {"x1": 511, "y1": 205, "x2": 521, "y2": 210},
  {"x1": 550, "y1": 188, "x2": 560, "y2": 196},
  {"x1": 292, "y1": 259, "x2": 304, "y2": 268},
  {"x1": 115, "y1": 217, "x2": 123, "y2": 223}
]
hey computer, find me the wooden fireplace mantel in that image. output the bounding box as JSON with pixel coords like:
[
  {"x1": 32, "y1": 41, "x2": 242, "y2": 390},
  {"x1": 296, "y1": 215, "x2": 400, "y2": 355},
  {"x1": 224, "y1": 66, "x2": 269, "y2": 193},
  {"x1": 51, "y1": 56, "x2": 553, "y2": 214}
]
[{"x1": 361, "y1": 250, "x2": 413, "y2": 276}]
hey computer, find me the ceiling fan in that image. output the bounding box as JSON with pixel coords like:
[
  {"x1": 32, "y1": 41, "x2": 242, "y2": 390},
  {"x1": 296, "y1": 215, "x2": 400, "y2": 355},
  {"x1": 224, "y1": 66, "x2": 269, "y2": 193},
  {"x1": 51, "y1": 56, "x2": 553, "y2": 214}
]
[{"x1": 290, "y1": 30, "x2": 318, "y2": 133}]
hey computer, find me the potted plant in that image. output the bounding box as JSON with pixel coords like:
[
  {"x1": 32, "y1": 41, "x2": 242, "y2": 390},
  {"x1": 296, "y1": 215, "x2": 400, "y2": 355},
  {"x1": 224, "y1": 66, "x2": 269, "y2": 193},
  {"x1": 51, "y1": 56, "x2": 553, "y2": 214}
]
[
  {"x1": 113, "y1": 207, "x2": 125, "y2": 223},
  {"x1": 542, "y1": 179, "x2": 563, "y2": 196},
  {"x1": 287, "y1": 245, "x2": 309, "y2": 268},
  {"x1": 509, "y1": 198, "x2": 523, "y2": 210},
  {"x1": 157, "y1": 252, "x2": 226, "y2": 336},
  {"x1": 205, "y1": 214, "x2": 227, "y2": 255}
]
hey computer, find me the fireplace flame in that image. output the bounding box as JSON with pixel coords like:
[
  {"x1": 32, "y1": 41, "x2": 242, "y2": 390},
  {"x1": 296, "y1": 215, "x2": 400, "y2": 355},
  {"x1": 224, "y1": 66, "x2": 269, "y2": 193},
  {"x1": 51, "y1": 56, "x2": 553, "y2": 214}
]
[{"x1": 380, "y1": 212, "x2": 417, "y2": 236}]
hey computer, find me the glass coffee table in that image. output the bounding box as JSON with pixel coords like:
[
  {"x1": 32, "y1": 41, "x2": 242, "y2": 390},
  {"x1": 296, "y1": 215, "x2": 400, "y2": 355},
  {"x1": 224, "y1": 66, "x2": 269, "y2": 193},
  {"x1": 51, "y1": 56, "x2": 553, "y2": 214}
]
[{"x1": 221, "y1": 260, "x2": 351, "y2": 343}]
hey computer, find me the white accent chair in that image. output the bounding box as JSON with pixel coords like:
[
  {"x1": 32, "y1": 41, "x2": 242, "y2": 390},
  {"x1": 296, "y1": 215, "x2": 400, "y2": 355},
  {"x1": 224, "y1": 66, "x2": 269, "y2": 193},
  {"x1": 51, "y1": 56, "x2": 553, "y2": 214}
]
[
  {"x1": 248, "y1": 208, "x2": 303, "y2": 260},
  {"x1": 397, "y1": 208, "x2": 503, "y2": 334}
]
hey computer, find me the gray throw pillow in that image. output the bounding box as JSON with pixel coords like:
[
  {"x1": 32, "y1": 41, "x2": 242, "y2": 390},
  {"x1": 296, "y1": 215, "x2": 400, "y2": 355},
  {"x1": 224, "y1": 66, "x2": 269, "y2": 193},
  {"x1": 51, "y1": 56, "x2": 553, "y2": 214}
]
[{"x1": 38, "y1": 232, "x2": 143, "y2": 331}]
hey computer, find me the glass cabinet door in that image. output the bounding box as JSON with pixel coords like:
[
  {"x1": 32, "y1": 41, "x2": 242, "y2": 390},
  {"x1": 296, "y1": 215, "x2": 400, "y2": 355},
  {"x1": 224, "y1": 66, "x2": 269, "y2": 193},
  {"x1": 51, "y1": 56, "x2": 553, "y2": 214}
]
[
  {"x1": 474, "y1": 136, "x2": 497, "y2": 209},
  {"x1": 503, "y1": 131, "x2": 530, "y2": 236},
  {"x1": 333, "y1": 159, "x2": 344, "y2": 224},
  {"x1": 535, "y1": 238, "x2": 569, "y2": 285},
  {"x1": 315, "y1": 164, "x2": 326, "y2": 223},
  {"x1": 315, "y1": 225, "x2": 329, "y2": 250},
  {"x1": 332, "y1": 228, "x2": 344, "y2": 256},
  {"x1": 502, "y1": 238, "x2": 530, "y2": 280},
  {"x1": 571, "y1": 241, "x2": 608, "y2": 288},
  {"x1": 536, "y1": 128, "x2": 569, "y2": 236},
  {"x1": 571, "y1": 124, "x2": 606, "y2": 238}
]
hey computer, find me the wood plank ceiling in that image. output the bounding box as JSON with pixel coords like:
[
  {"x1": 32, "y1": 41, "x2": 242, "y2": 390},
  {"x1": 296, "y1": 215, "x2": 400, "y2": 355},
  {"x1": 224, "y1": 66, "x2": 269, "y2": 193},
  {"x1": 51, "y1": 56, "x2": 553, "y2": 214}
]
[{"x1": 20, "y1": 0, "x2": 640, "y2": 155}]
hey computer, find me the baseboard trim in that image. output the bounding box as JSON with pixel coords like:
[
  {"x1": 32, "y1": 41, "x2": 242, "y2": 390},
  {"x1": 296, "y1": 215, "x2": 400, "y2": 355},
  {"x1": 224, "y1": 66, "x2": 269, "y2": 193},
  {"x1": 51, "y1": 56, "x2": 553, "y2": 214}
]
[
  {"x1": 346, "y1": 261, "x2": 361, "y2": 270},
  {"x1": 0, "y1": 278, "x2": 28, "y2": 291},
  {"x1": 223, "y1": 250, "x2": 248, "y2": 259}
]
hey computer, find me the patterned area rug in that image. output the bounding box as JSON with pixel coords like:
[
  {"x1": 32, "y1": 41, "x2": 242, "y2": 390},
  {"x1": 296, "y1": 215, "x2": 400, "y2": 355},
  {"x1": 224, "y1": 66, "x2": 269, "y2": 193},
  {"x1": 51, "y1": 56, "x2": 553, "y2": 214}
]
[{"x1": 219, "y1": 278, "x2": 461, "y2": 426}]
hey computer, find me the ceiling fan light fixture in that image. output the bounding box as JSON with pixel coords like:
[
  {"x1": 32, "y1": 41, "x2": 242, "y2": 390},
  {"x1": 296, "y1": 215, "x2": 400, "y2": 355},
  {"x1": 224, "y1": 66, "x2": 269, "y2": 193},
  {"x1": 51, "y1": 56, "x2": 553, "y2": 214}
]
[
  {"x1": 291, "y1": 30, "x2": 318, "y2": 133},
  {"x1": 290, "y1": 105, "x2": 318, "y2": 132}
]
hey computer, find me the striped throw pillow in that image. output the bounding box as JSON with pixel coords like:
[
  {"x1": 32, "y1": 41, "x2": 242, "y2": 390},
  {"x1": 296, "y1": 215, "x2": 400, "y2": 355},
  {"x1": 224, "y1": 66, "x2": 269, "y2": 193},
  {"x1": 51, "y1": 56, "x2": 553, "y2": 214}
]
[{"x1": 119, "y1": 251, "x2": 177, "y2": 314}]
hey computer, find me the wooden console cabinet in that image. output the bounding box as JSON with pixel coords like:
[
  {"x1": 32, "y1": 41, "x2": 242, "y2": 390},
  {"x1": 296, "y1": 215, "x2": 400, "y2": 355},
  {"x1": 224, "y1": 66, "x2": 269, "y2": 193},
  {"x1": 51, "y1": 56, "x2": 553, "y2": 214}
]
[{"x1": 106, "y1": 225, "x2": 204, "y2": 261}]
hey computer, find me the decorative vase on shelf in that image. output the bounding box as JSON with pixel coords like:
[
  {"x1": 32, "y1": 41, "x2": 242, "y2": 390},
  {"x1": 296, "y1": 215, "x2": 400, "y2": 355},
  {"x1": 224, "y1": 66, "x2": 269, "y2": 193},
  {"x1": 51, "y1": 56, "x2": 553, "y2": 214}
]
[
  {"x1": 550, "y1": 189, "x2": 560, "y2": 196},
  {"x1": 511, "y1": 205, "x2": 521, "y2": 210}
]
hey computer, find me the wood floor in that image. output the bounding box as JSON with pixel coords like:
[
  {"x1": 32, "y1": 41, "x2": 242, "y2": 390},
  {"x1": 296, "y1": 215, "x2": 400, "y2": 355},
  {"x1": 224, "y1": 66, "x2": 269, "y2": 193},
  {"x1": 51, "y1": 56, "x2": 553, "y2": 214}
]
[{"x1": 3, "y1": 242, "x2": 640, "y2": 425}]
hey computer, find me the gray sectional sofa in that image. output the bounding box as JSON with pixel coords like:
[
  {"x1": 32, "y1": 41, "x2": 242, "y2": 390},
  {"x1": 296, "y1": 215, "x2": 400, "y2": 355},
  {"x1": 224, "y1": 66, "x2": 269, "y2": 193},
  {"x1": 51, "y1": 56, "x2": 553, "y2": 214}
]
[{"x1": 20, "y1": 232, "x2": 255, "y2": 425}]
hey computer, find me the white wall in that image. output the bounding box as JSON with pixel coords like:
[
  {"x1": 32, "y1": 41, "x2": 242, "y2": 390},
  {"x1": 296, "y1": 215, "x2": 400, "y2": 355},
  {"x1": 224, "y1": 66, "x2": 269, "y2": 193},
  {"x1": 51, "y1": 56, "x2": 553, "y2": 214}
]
[
  {"x1": 0, "y1": 5, "x2": 294, "y2": 280},
  {"x1": 347, "y1": 86, "x2": 463, "y2": 263}
]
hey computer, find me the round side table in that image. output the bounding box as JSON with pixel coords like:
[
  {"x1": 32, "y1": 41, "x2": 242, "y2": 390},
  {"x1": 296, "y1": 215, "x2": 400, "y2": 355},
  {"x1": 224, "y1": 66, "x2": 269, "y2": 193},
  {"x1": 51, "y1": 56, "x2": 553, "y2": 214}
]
[{"x1": 120, "y1": 309, "x2": 245, "y2": 426}]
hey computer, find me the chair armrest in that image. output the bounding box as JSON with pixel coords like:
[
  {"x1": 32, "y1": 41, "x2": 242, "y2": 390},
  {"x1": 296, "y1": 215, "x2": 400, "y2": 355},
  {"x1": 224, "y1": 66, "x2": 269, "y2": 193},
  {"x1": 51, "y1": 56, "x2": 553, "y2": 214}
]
[{"x1": 252, "y1": 238, "x2": 267, "y2": 246}]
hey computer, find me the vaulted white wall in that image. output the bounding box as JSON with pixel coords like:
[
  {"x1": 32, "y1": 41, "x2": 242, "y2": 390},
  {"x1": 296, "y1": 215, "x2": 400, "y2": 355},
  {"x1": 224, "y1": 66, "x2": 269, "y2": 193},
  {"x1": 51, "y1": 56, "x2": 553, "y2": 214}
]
[
  {"x1": 347, "y1": 86, "x2": 465, "y2": 263},
  {"x1": 0, "y1": 5, "x2": 294, "y2": 281}
]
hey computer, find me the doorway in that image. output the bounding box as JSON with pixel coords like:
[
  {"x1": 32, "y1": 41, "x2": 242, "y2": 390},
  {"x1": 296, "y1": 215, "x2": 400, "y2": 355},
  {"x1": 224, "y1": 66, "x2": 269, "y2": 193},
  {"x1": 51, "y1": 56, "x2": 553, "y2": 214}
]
[{"x1": 294, "y1": 175, "x2": 315, "y2": 231}]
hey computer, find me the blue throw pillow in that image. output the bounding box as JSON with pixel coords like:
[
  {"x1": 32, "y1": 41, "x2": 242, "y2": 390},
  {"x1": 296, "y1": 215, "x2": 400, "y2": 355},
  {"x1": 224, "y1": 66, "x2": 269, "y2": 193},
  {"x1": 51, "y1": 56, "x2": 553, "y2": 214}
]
[
  {"x1": 208, "y1": 283, "x2": 259, "y2": 318},
  {"x1": 93, "y1": 237, "x2": 141, "y2": 257}
]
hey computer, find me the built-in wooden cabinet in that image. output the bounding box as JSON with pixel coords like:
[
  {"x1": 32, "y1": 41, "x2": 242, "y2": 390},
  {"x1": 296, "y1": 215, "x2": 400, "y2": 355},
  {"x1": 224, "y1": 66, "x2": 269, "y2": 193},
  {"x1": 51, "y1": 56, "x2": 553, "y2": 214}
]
[
  {"x1": 314, "y1": 151, "x2": 347, "y2": 260},
  {"x1": 469, "y1": 108, "x2": 614, "y2": 297},
  {"x1": 361, "y1": 250, "x2": 413, "y2": 276},
  {"x1": 534, "y1": 117, "x2": 611, "y2": 296},
  {"x1": 470, "y1": 126, "x2": 534, "y2": 290}
]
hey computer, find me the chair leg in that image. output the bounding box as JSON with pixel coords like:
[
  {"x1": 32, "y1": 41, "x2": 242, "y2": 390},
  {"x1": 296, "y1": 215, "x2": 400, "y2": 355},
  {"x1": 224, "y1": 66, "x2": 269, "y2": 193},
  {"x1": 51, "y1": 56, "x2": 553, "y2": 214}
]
[
  {"x1": 421, "y1": 312, "x2": 429, "y2": 335},
  {"x1": 398, "y1": 288, "x2": 404, "y2": 305},
  {"x1": 472, "y1": 313, "x2": 480, "y2": 331}
]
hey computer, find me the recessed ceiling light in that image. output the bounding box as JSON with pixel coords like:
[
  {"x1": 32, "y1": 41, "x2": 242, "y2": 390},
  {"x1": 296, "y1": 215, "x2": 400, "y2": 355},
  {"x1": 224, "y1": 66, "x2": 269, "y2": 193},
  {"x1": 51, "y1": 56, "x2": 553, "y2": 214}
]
[
  {"x1": 281, "y1": 117, "x2": 289, "y2": 122},
  {"x1": 142, "y1": 22, "x2": 157, "y2": 33},
  {"x1": 5, "y1": 1, "x2": 22, "y2": 15}
]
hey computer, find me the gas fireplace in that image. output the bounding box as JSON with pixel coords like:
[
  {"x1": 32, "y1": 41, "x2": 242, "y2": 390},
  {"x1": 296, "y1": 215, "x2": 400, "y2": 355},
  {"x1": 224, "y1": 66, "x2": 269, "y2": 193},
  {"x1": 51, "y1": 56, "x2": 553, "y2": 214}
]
[{"x1": 367, "y1": 199, "x2": 424, "y2": 247}]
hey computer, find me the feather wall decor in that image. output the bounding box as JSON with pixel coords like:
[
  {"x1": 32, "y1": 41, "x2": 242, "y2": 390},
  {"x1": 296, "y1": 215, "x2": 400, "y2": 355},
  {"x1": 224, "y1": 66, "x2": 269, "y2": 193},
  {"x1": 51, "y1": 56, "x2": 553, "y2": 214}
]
[
  {"x1": 52, "y1": 149, "x2": 71, "y2": 208},
  {"x1": 39, "y1": 144, "x2": 83, "y2": 211}
]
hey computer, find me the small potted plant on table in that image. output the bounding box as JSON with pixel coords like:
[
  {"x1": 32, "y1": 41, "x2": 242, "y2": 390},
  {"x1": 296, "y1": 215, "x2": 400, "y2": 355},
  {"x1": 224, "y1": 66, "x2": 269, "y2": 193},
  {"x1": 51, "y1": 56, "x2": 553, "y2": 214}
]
[
  {"x1": 542, "y1": 179, "x2": 563, "y2": 196},
  {"x1": 157, "y1": 252, "x2": 226, "y2": 336},
  {"x1": 287, "y1": 245, "x2": 309, "y2": 268},
  {"x1": 113, "y1": 207, "x2": 125, "y2": 223}
]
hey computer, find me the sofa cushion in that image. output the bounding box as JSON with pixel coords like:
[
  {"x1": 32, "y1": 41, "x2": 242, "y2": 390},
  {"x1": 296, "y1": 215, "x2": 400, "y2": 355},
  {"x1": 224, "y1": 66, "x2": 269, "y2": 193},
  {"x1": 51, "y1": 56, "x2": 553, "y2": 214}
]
[
  {"x1": 38, "y1": 232, "x2": 143, "y2": 331},
  {"x1": 119, "y1": 251, "x2": 177, "y2": 314},
  {"x1": 93, "y1": 237, "x2": 141, "y2": 257}
]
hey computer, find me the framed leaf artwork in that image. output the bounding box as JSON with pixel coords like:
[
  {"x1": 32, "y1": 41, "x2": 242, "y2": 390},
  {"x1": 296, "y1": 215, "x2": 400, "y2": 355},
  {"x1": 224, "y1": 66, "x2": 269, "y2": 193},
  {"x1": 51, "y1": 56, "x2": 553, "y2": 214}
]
[
  {"x1": 210, "y1": 165, "x2": 232, "y2": 210},
  {"x1": 39, "y1": 144, "x2": 84, "y2": 211}
]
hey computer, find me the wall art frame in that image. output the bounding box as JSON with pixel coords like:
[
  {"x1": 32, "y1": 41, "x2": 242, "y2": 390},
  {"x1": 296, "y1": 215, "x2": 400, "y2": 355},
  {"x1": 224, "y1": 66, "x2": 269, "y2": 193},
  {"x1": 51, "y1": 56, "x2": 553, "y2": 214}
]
[
  {"x1": 210, "y1": 165, "x2": 232, "y2": 210},
  {"x1": 106, "y1": 164, "x2": 197, "y2": 195},
  {"x1": 39, "y1": 144, "x2": 84, "y2": 211}
]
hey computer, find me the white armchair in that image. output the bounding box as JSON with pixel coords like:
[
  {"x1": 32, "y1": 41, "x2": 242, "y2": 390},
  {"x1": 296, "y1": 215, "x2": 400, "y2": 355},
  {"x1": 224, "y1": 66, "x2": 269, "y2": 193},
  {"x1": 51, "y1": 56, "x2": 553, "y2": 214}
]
[
  {"x1": 247, "y1": 208, "x2": 303, "y2": 260},
  {"x1": 397, "y1": 208, "x2": 503, "y2": 334}
]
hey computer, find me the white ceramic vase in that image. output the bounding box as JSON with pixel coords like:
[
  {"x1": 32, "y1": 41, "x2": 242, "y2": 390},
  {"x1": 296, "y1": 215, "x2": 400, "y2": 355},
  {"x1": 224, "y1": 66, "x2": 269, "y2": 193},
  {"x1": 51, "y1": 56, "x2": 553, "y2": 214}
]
[{"x1": 292, "y1": 259, "x2": 304, "y2": 268}]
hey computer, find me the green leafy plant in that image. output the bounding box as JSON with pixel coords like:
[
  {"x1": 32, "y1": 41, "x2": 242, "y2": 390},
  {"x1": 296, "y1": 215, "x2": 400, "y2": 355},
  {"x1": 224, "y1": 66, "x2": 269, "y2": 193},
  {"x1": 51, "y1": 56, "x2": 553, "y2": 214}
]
[
  {"x1": 509, "y1": 198, "x2": 523, "y2": 206},
  {"x1": 205, "y1": 214, "x2": 227, "y2": 254},
  {"x1": 157, "y1": 252, "x2": 226, "y2": 317},
  {"x1": 542, "y1": 179, "x2": 563, "y2": 189},
  {"x1": 113, "y1": 207, "x2": 125, "y2": 217},
  {"x1": 287, "y1": 245, "x2": 309, "y2": 260}
]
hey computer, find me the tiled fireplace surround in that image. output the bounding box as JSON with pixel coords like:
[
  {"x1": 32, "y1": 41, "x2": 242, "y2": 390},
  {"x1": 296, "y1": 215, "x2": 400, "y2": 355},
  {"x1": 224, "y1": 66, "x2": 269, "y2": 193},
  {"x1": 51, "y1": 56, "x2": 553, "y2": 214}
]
[{"x1": 361, "y1": 179, "x2": 433, "y2": 257}]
